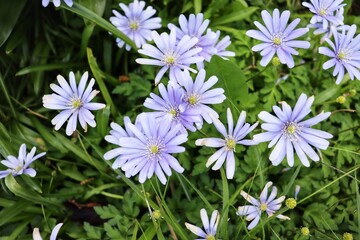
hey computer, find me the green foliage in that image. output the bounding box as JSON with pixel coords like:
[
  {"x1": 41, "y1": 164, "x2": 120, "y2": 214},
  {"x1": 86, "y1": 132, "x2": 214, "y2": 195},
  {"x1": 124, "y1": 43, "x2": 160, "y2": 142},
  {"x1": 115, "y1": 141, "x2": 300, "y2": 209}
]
[{"x1": 0, "y1": 0, "x2": 359, "y2": 239}]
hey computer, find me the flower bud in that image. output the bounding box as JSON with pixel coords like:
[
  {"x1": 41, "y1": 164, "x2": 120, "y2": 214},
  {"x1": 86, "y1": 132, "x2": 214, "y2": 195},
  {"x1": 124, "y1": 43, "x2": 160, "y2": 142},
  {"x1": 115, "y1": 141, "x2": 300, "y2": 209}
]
[
  {"x1": 285, "y1": 198, "x2": 297, "y2": 209},
  {"x1": 301, "y1": 227, "x2": 310, "y2": 236},
  {"x1": 336, "y1": 96, "x2": 346, "y2": 104},
  {"x1": 350, "y1": 89, "x2": 356, "y2": 96},
  {"x1": 152, "y1": 210, "x2": 161, "y2": 220},
  {"x1": 272, "y1": 57, "x2": 281, "y2": 66},
  {"x1": 343, "y1": 232, "x2": 353, "y2": 240}
]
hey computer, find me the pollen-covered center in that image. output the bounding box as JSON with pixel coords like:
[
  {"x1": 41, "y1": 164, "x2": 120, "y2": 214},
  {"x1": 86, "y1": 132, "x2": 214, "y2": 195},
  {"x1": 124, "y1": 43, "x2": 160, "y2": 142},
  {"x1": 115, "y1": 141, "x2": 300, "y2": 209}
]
[
  {"x1": 163, "y1": 53, "x2": 177, "y2": 66},
  {"x1": 283, "y1": 122, "x2": 302, "y2": 142},
  {"x1": 168, "y1": 107, "x2": 179, "y2": 118},
  {"x1": 337, "y1": 49, "x2": 349, "y2": 62},
  {"x1": 225, "y1": 137, "x2": 236, "y2": 151},
  {"x1": 129, "y1": 21, "x2": 139, "y2": 30},
  {"x1": 71, "y1": 98, "x2": 83, "y2": 109},
  {"x1": 14, "y1": 164, "x2": 23, "y2": 173},
  {"x1": 206, "y1": 234, "x2": 215, "y2": 240},
  {"x1": 260, "y1": 203, "x2": 267, "y2": 212},
  {"x1": 185, "y1": 93, "x2": 200, "y2": 106},
  {"x1": 146, "y1": 139, "x2": 165, "y2": 161},
  {"x1": 319, "y1": 9, "x2": 327, "y2": 16},
  {"x1": 149, "y1": 145, "x2": 159, "y2": 154},
  {"x1": 273, "y1": 37, "x2": 282, "y2": 45}
]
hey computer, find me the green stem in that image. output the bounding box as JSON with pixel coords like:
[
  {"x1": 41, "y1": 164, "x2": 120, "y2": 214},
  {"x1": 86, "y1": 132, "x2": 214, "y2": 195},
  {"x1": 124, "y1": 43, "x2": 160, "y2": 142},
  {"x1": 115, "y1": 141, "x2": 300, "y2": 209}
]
[{"x1": 220, "y1": 168, "x2": 229, "y2": 240}]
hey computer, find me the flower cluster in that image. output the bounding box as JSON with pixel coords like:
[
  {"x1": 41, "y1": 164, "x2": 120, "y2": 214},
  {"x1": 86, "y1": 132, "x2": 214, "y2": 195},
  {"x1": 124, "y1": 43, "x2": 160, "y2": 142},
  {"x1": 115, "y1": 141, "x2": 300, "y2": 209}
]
[
  {"x1": 303, "y1": 0, "x2": 346, "y2": 42},
  {"x1": 136, "y1": 13, "x2": 235, "y2": 84},
  {"x1": 303, "y1": 0, "x2": 360, "y2": 84}
]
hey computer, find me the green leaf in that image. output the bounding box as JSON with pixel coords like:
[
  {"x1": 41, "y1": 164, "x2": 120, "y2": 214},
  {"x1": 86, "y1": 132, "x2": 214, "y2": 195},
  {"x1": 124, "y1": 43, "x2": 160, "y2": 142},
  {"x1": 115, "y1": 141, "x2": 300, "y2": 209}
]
[
  {"x1": 87, "y1": 48, "x2": 118, "y2": 117},
  {"x1": 16, "y1": 63, "x2": 85, "y2": 76},
  {"x1": 84, "y1": 222, "x2": 102, "y2": 239},
  {"x1": 0, "y1": 0, "x2": 26, "y2": 47},
  {"x1": 207, "y1": 56, "x2": 249, "y2": 110},
  {"x1": 211, "y1": 7, "x2": 258, "y2": 25},
  {"x1": 4, "y1": 175, "x2": 61, "y2": 207},
  {"x1": 61, "y1": 2, "x2": 136, "y2": 50},
  {"x1": 314, "y1": 86, "x2": 340, "y2": 105}
]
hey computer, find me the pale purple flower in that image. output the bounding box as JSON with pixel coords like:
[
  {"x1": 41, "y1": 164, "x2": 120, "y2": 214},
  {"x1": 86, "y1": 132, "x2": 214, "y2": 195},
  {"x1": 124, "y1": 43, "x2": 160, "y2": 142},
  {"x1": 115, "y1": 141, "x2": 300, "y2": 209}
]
[
  {"x1": 168, "y1": 13, "x2": 217, "y2": 69},
  {"x1": 110, "y1": 0, "x2": 161, "y2": 50},
  {"x1": 105, "y1": 113, "x2": 187, "y2": 184},
  {"x1": 213, "y1": 30, "x2": 236, "y2": 59},
  {"x1": 42, "y1": 0, "x2": 73, "y2": 7},
  {"x1": 319, "y1": 24, "x2": 360, "y2": 84},
  {"x1": 246, "y1": 9, "x2": 310, "y2": 68},
  {"x1": 33, "y1": 223, "x2": 63, "y2": 240},
  {"x1": 174, "y1": 69, "x2": 226, "y2": 125},
  {"x1": 195, "y1": 108, "x2": 258, "y2": 179},
  {"x1": 237, "y1": 182, "x2": 290, "y2": 230},
  {"x1": 104, "y1": 117, "x2": 141, "y2": 170},
  {"x1": 295, "y1": 185, "x2": 301, "y2": 200},
  {"x1": 185, "y1": 208, "x2": 220, "y2": 240},
  {"x1": 42, "y1": 71, "x2": 106, "y2": 136},
  {"x1": 302, "y1": 0, "x2": 346, "y2": 29},
  {"x1": 144, "y1": 83, "x2": 202, "y2": 133},
  {"x1": 0, "y1": 144, "x2": 46, "y2": 179},
  {"x1": 308, "y1": 7, "x2": 349, "y2": 43},
  {"x1": 253, "y1": 93, "x2": 333, "y2": 167},
  {"x1": 136, "y1": 29, "x2": 204, "y2": 85}
]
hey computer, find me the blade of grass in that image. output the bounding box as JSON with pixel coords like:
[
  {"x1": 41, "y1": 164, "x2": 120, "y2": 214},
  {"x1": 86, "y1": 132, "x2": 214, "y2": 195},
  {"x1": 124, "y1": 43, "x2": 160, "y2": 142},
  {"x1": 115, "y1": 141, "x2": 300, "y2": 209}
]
[
  {"x1": 0, "y1": 72, "x2": 16, "y2": 118},
  {"x1": 15, "y1": 62, "x2": 85, "y2": 76},
  {"x1": 87, "y1": 48, "x2": 118, "y2": 117},
  {"x1": 0, "y1": 199, "x2": 32, "y2": 226}
]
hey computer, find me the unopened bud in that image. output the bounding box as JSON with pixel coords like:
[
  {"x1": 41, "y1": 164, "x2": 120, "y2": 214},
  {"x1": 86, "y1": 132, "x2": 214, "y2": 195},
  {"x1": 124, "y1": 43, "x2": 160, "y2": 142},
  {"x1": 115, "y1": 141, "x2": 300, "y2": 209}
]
[
  {"x1": 301, "y1": 227, "x2": 310, "y2": 236},
  {"x1": 272, "y1": 57, "x2": 281, "y2": 66},
  {"x1": 285, "y1": 198, "x2": 297, "y2": 209},
  {"x1": 152, "y1": 210, "x2": 161, "y2": 220},
  {"x1": 343, "y1": 232, "x2": 353, "y2": 240},
  {"x1": 350, "y1": 89, "x2": 356, "y2": 96},
  {"x1": 336, "y1": 96, "x2": 346, "y2": 104}
]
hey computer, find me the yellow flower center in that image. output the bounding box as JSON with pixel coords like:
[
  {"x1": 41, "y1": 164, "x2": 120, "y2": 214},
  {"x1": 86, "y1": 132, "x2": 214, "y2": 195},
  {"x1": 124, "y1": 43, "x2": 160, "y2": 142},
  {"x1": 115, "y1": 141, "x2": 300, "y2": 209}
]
[
  {"x1": 15, "y1": 165, "x2": 23, "y2": 173},
  {"x1": 188, "y1": 95, "x2": 198, "y2": 105},
  {"x1": 287, "y1": 124, "x2": 296, "y2": 134},
  {"x1": 273, "y1": 37, "x2": 282, "y2": 45},
  {"x1": 338, "y1": 51, "x2": 347, "y2": 60},
  {"x1": 149, "y1": 145, "x2": 159, "y2": 154},
  {"x1": 260, "y1": 203, "x2": 267, "y2": 211},
  {"x1": 72, "y1": 99, "x2": 82, "y2": 109},
  {"x1": 168, "y1": 108, "x2": 178, "y2": 118},
  {"x1": 225, "y1": 138, "x2": 236, "y2": 150},
  {"x1": 206, "y1": 235, "x2": 215, "y2": 240},
  {"x1": 319, "y1": 9, "x2": 327, "y2": 16},
  {"x1": 129, "y1": 21, "x2": 139, "y2": 30},
  {"x1": 165, "y1": 55, "x2": 176, "y2": 65}
]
